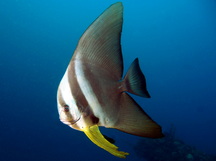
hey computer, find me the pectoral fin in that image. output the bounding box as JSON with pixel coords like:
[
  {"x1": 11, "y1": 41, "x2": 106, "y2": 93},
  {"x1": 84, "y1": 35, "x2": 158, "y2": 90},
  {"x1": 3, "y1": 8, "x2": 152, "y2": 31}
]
[{"x1": 83, "y1": 125, "x2": 129, "y2": 158}]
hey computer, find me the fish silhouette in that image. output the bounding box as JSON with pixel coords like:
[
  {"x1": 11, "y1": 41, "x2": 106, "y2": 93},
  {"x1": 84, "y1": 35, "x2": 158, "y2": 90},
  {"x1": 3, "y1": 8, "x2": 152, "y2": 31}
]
[{"x1": 57, "y1": 2, "x2": 163, "y2": 158}]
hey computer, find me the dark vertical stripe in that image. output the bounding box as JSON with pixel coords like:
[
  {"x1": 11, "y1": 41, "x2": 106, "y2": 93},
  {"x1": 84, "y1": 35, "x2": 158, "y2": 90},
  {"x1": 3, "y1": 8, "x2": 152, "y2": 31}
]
[{"x1": 67, "y1": 61, "x2": 95, "y2": 118}]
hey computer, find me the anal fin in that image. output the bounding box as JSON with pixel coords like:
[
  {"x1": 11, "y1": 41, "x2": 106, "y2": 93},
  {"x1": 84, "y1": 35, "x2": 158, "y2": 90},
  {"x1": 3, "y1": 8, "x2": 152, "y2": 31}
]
[{"x1": 113, "y1": 93, "x2": 163, "y2": 138}]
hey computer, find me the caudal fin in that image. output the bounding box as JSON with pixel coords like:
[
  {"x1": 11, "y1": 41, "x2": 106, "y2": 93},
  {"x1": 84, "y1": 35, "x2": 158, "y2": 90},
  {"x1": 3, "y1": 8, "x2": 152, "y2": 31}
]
[{"x1": 123, "y1": 58, "x2": 151, "y2": 98}]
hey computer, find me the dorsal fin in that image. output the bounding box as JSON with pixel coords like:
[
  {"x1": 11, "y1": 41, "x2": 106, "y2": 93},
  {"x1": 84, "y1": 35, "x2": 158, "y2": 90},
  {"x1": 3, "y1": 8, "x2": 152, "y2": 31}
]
[{"x1": 72, "y1": 2, "x2": 123, "y2": 80}]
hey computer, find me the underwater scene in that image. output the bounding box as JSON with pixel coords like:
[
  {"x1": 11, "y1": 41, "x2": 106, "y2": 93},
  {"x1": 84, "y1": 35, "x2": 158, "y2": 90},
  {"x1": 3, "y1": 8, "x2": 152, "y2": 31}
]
[{"x1": 1, "y1": 0, "x2": 216, "y2": 161}]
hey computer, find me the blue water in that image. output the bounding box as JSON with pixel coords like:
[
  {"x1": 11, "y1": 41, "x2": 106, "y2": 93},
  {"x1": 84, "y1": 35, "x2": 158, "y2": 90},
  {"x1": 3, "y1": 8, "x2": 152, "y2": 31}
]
[{"x1": 1, "y1": 0, "x2": 216, "y2": 160}]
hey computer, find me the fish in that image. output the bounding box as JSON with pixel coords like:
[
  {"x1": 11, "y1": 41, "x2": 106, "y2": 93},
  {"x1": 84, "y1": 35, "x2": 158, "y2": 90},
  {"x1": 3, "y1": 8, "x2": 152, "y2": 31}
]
[{"x1": 57, "y1": 2, "x2": 163, "y2": 158}]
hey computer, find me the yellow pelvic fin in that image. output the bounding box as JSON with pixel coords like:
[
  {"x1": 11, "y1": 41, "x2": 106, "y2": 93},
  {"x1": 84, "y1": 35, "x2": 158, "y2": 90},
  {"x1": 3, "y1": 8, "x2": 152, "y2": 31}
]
[{"x1": 83, "y1": 125, "x2": 129, "y2": 158}]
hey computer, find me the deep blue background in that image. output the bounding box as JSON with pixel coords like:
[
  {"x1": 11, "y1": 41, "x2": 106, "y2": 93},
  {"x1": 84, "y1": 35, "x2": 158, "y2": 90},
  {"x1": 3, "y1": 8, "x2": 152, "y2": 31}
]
[{"x1": 1, "y1": 0, "x2": 216, "y2": 160}]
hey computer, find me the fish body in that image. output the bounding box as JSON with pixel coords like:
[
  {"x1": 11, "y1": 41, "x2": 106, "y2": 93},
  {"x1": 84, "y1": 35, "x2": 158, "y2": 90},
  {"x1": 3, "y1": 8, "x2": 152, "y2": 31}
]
[{"x1": 57, "y1": 2, "x2": 163, "y2": 158}]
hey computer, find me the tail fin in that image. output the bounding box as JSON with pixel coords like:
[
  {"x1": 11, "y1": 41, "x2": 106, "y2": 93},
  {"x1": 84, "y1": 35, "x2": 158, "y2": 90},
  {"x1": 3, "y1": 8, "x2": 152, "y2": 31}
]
[{"x1": 123, "y1": 58, "x2": 151, "y2": 98}]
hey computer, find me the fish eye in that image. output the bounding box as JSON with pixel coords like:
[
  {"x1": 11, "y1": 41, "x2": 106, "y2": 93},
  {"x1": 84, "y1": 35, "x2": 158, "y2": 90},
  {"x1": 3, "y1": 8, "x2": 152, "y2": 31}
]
[{"x1": 63, "y1": 104, "x2": 69, "y2": 112}]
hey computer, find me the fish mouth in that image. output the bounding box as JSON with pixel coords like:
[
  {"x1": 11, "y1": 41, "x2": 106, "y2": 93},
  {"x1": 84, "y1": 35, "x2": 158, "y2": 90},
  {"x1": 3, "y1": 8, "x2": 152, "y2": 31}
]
[{"x1": 61, "y1": 116, "x2": 81, "y2": 125}]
